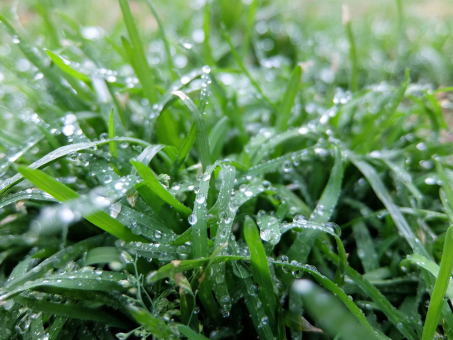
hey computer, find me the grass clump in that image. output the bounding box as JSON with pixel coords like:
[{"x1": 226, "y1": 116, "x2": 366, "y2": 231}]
[{"x1": 0, "y1": 0, "x2": 453, "y2": 339}]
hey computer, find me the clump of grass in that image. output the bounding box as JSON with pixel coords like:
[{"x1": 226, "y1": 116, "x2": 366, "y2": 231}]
[{"x1": 0, "y1": 0, "x2": 453, "y2": 339}]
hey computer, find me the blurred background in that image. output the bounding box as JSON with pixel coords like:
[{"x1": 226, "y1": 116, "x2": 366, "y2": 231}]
[{"x1": 1, "y1": 0, "x2": 452, "y2": 88}]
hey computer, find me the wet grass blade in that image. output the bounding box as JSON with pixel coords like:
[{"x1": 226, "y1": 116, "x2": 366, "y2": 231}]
[
  {"x1": 126, "y1": 305, "x2": 178, "y2": 339},
  {"x1": 287, "y1": 145, "x2": 343, "y2": 263},
  {"x1": 45, "y1": 49, "x2": 91, "y2": 83},
  {"x1": 109, "y1": 109, "x2": 118, "y2": 157},
  {"x1": 351, "y1": 155, "x2": 428, "y2": 257},
  {"x1": 131, "y1": 160, "x2": 192, "y2": 216},
  {"x1": 172, "y1": 91, "x2": 211, "y2": 169},
  {"x1": 422, "y1": 225, "x2": 453, "y2": 340},
  {"x1": 0, "y1": 137, "x2": 150, "y2": 194},
  {"x1": 18, "y1": 167, "x2": 144, "y2": 242},
  {"x1": 244, "y1": 216, "x2": 277, "y2": 331}
]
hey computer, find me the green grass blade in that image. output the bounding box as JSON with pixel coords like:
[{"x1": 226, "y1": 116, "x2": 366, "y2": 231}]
[
  {"x1": 244, "y1": 216, "x2": 277, "y2": 330},
  {"x1": 118, "y1": 0, "x2": 157, "y2": 104},
  {"x1": 126, "y1": 305, "x2": 178, "y2": 339},
  {"x1": 316, "y1": 240, "x2": 418, "y2": 340},
  {"x1": 292, "y1": 279, "x2": 378, "y2": 340},
  {"x1": 276, "y1": 64, "x2": 302, "y2": 131},
  {"x1": 14, "y1": 296, "x2": 129, "y2": 326},
  {"x1": 351, "y1": 155, "x2": 429, "y2": 257},
  {"x1": 172, "y1": 90, "x2": 211, "y2": 169},
  {"x1": 287, "y1": 145, "x2": 343, "y2": 263},
  {"x1": 172, "y1": 123, "x2": 196, "y2": 175},
  {"x1": 108, "y1": 109, "x2": 118, "y2": 157},
  {"x1": 17, "y1": 167, "x2": 144, "y2": 242},
  {"x1": 436, "y1": 159, "x2": 453, "y2": 223},
  {"x1": 131, "y1": 160, "x2": 192, "y2": 215},
  {"x1": 202, "y1": 2, "x2": 214, "y2": 65},
  {"x1": 45, "y1": 49, "x2": 91, "y2": 83},
  {"x1": 177, "y1": 324, "x2": 209, "y2": 340},
  {"x1": 422, "y1": 226, "x2": 453, "y2": 340}
]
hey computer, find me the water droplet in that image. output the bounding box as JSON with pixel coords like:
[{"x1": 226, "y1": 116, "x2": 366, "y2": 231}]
[
  {"x1": 293, "y1": 215, "x2": 308, "y2": 225},
  {"x1": 196, "y1": 195, "x2": 206, "y2": 204},
  {"x1": 202, "y1": 65, "x2": 211, "y2": 74},
  {"x1": 103, "y1": 174, "x2": 112, "y2": 184},
  {"x1": 188, "y1": 214, "x2": 198, "y2": 225}
]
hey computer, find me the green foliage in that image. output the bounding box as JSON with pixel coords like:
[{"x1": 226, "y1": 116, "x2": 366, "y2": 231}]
[{"x1": 0, "y1": 0, "x2": 452, "y2": 339}]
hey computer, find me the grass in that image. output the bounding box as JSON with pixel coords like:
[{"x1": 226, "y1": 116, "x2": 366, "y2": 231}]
[{"x1": 0, "y1": 0, "x2": 453, "y2": 339}]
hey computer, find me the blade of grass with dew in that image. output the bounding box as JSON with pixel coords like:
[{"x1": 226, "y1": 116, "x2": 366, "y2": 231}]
[
  {"x1": 0, "y1": 137, "x2": 150, "y2": 194},
  {"x1": 4, "y1": 234, "x2": 111, "y2": 289},
  {"x1": 351, "y1": 155, "x2": 428, "y2": 256},
  {"x1": 18, "y1": 167, "x2": 145, "y2": 242},
  {"x1": 116, "y1": 239, "x2": 190, "y2": 261},
  {"x1": 407, "y1": 254, "x2": 453, "y2": 298},
  {"x1": 316, "y1": 239, "x2": 418, "y2": 340},
  {"x1": 221, "y1": 26, "x2": 276, "y2": 111},
  {"x1": 118, "y1": 0, "x2": 157, "y2": 104},
  {"x1": 244, "y1": 216, "x2": 277, "y2": 331},
  {"x1": 48, "y1": 317, "x2": 67, "y2": 340},
  {"x1": 126, "y1": 305, "x2": 178, "y2": 339},
  {"x1": 108, "y1": 109, "x2": 118, "y2": 157},
  {"x1": 287, "y1": 145, "x2": 343, "y2": 263},
  {"x1": 422, "y1": 225, "x2": 453, "y2": 340},
  {"x1": 292, "y1": 279, "x2": 379, "y2": 340},
  {"x1": 45, "y1": 49, "x2": 91, "y2": 84},
  {"x1": 0, "y1": 189, "x2": 58, "y2": 209},
  {"x1": 210, "y1": 164, "x2": 236, "y2": 313},
  {"x1": 172, "y1": 91, "x2": 211, "y2": 169},
  {"x1": 276, "y1": 64, "x2": 302, "y2": 132},
  {"x1": 436, "y1": 159, "x2": 453, "y2": 223},
  {"x1": 1, "y1": 269, "x2": 128, "y2": 300},
  {"x1": 84, "y1": 247, "x2": 121, "y2": 266},
  {"x1": 131, "y1": 161, "x2": 192, "y2": 216},
  {"x1": 14, "y1": 296, "x2": 129, "y2": 326},
  {"x1": 239, "y1": 145, "x2": 316, "y2": 180}
]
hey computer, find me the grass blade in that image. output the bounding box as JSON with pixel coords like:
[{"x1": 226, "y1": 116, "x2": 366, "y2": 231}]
[
  {"x1": 276, "y1": 64, "x2": 302, "y2": 131},
  {"x1": 287, "y1": 145, "x2": 343, "y2": 263},
  {"x1": 244, "y1": 216, "x2": 277, "y2": 331},
  {"x1": 422, "y1": 225, "x2": 453, "y2": 340},
  {"x1": 118, "y1": 0, "x2": 157, "y2": 104},
  {"x1": 131, "y1": 160, "x2": 192, "y2": 216},
  {"x1": 18, "y1": 167, "x2": 144, "y2": 242},
  {"x1": 109, "y1": 109, "x2": 118, "y2": 157},
  {"x1": 172, "y1": 91, "x2": 211, "y2": 169}
]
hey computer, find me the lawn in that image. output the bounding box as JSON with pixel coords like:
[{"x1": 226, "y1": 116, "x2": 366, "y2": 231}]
[{"x1": 0, "y1": 0, "x2": 453, "y2": 339}]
